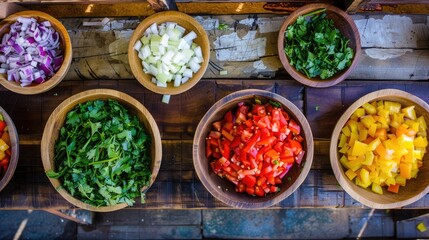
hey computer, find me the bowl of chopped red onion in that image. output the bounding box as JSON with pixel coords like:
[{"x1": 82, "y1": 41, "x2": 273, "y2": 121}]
[
  {"x1": 128, "y1": 11, "x2": 210, "y2": 96},
  {"x1": 0, "y1": 11, "x2": 71, "y2": 95},
  {"x1": 193, "y1": 89, "x2": 314, "y2": 209}
]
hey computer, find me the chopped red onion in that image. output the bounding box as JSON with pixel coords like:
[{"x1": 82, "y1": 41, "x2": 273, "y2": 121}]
[{"x1": 0, "y1": 16, "x2": 63, "y2": 87}]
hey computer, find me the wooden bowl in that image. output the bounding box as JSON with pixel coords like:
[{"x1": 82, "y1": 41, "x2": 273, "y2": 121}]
[
  {"x1": 193, "y1": 89, "x2": 314, "y2": 209},
  {"x1": 0, "y1": 11, "x2": 72, "y2": 95},
  {"x1": 330, "y1": 89, "x2": 429, "y2": 209},
  {"x1": 41, "y1": 89, "x2": 162, "y2": 212},
  {"x1": 128, "y1": 11, "x2": 210, "y2": 95},
  {"x1": 0, "y1": 106, "x2": 19, "y2": 192},
  {"x1": 278, "y1": 4, "x2": 361, "y2": 88}
]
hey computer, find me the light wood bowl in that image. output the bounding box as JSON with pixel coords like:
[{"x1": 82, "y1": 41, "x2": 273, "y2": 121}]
[
  {"x1": 0, "y1": 11, "x2": 72, "y2": 95},
  {"x1": 128, "y1": 11, "x2": 210, "y2": 95},
  {"x1": 330, "y1": 89, "x2": 429, "y2": 209},
  {"x1": 41, "y1": 89, "x2": 162, "y2": 212},
  {"x1": 278, "y1": 3, "x2": 361, "y2": 88},
  {"x1": 0, "y1": 106, "x2": 19, "y2": 192},
  {"x1": 193, "y1": 89, "x2": 314, "y2": 209}
]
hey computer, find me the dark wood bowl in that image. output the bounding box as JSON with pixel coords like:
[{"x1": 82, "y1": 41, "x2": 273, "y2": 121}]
[
  {"x1": 193, "y1": 89, "x2": 314, "y2": 209},
  {"x1": 0, "y1": 106, "x2": 19, "y2": 192},
  {"x1": 330, "y1": 89, "x2": 429, "y2": 209},
  {"x1": 41, "y1": 89, "x2": 162, "y2": 212},
  {"x1": 0, "y1": 11, "x2": 72, "y2": 95},
  {"x1": 278, "y1": 4, "x2": 361, "y2": 88}
]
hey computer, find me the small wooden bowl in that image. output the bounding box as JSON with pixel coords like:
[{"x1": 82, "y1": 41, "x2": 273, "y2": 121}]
[
  {"x1": 193, "y1": 89, "x2": 314, "y2": 209},
  {"x1": 0, "y1": 11, "x2": 72, "y2": 95},
  {"x1": 41, "y1": 89, "x2": 162, "y2": 212},
  {"x1": 330, "y1": 89, "x2": 429, "y2": 209},
  {"x1": 0, "y1": 106, "x2": 19, "y2": 192},
  {"x1": 128, "y1": 11, "x2": 210, "y2": 95},
  {"x1": 278, "y1": 4, "x2": 361, "y2": 88}
]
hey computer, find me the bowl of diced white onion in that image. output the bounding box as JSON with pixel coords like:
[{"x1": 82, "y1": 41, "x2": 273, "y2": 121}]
[
  {"x1": 0, "y1": 11, "x2": 72, "y2": 95},
  {"x1": 128, "y1": 11, "x2": 210, "y2": 96}
]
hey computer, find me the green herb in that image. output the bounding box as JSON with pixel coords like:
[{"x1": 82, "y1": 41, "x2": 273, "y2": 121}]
[
  {"x1": 284, "y1": 10, "x2": 354, "y2": 80},
  {"x1": 217, "y1": 23, "x2": 229, "y2": 30},
  {"x1": 254, "y1": 97, "x2": 262, "y2": 105},
  {"x1": 46, "y1": 99, "x2": 152, "y2": 207},
  {"x1": 269, "y1": 100, "x2": 282, "y2": 108}
]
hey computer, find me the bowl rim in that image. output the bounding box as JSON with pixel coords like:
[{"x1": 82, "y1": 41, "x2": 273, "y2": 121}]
[
  {"x1": 0, "y1": 10, "x2": 72, "y2": 95},
  {"x1": 277, "y1": 3, "x2": 361, "y2": 88},
  {"x1": 40, "y1": 89, "x2": 162, "y2": 212},
  {"x1": 127, "y1": 10, "x2": 210, "y2": 95},
  {"x1": 0, "y1": 106, "x2": 19, "y2": 192},
  {"x1": 193, "y1": 89, "x2": 314, "y2": 209},
  {"x1": 330, "y1": 88, "x2": 429, "y2": 209}
]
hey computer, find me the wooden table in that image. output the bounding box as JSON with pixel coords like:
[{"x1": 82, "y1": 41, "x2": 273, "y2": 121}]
[{"x1": 1, "y1": 12, "x2": 429, "y2": 214}]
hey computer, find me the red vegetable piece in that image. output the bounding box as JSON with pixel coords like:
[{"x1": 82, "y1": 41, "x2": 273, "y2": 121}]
[
  {"x1": 0, "y1": 121, "x2": 5, "y2": 132},
  {"x1": 242, "y1": 175, "x2": 256, "y2": 188}
]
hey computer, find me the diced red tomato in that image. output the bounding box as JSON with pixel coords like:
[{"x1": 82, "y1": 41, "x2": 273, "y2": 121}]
[
  {"x1": 0, "y1": 121, "x2": 5, "y2": 132},
  {"x1": 205, "y1": 99, "x2": 305, "y2": 197}
]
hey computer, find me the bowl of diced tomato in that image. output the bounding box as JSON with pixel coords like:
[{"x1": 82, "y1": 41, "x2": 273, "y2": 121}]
[
  {"x1": 0, "y1": 106, "x2": 19, "y2": 192},
  {"x1": 193, "y1": 89, "x2": 314, "y2": 209},
  {"x1": 330, "y1": 89, "x2": 429, "y2": 209}
]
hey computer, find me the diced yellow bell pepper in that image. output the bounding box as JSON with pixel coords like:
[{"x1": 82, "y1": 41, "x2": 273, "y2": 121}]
[
  {"x1": 345, "y1": 169, "x2": 357, "y2": 181},
  {"x1": 395, "y1": 175, "x2": 406, "y2": 186},
  {"x1": 361, "y1": 115, "x2": 376, "y2": 129},
  {"x1": 362, "y1": 151, "x2": 374, "y2": 165},
  {"x1": 402, "y1": 105, "x2": 417, "y2": 120},
  {"x1": 362, "y1": 102, "x2": 377, "y2": 115},
  {"x1": 340, "y1": 155, "x2": 350, "y2": 169},
  {"x1": 353, "y1": 108, "x2": 366, "y2": 119},
  {"x1": 414, "y1": 136, "x2": 428, "y2": 148},
  {"x1": 367, "y1": 138, "x2": 381, "y2": 151},
  {"x1": 396, "y1": 134, "x2": 414, "y2": 149},
  {"x1": 348, "y1": 132, "x2": 359, "y2": 147},
  {"x1": 399, "y1": 162, "x2": 412, "y2": 179},
  {"x1": 417, "y1": 222, "x2": 427, "y2": 233},
  {"x1": 338, "y1": 133, "x2": 347, "y2": 148},
  {"x1": 416, "y1": 116, "x2": 427, "y2": 132},
  {"x1": 0, "y1": 139, "x2": 9, "y2": 152},
  {"x1": 368, "y1": 124, "x2": 377, "y2": 138},
  {"x1": 339, "y1": 145, "x2": 349, "y2": 154},
  {"x1": 385, "y1": 177, "x2": 396, "y2": 186},
  {"x1": 341, "y1": 125, "x2": 351, "y2": 137},
  {"x1": 414, "y1": 149, "x2": 423, "y2": 160},
  {"x1": 359, "y1": 128, "x2": 368, "y2": 142},
  {"x1": 384, "y1": 101, "x2": 401, "y2": 114},
  {"x1": 371, "y1": 183, "x2": 383, "y2": 194},
  {"x1": 377, "y1": 108, "x2": 389, "y2": 119},
  {"x1": 390, "y1": 113, "x2": 405, "y2": 129},
  {"x1": 351, "y1": 140, "x2": 368, "y2": 157}
]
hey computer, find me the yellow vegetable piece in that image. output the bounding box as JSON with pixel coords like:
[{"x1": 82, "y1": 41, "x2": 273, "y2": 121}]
[
  {"x1": 338, "y1": 133, "x2": 347, "y2": 148},
  {"x1": 395, "y1": 175, "x2": 406, "y2": 187},
  {"x1": 417, "y1": 222, "x2": 428, "y2": 232},
  {"x1": 359, "y1": 168, "x2": 371, "y2": 185},
  {"x1": 402, "y1": 105, "x2": 416, "y2": 120},
  {"x1": 351, "y1": 140, "x2": 368, "y2": 157},
  {"x1": 414, "y1": 136, "x2": 428, "y2": 148},
  {"x1": 371, "y1": 183, "x2": 383, "y2": 194},
  {"x1": 368, "y1": 124, "x2": 377, "y2": 138},
  {"x1": 0, "y1": 139, "x2": 9, "y2": 152},
  {"x1": 361, "y1": 115, "x2": 376, "y2": 129},
  {"x1": 345, "y1": 169, "x2": 357, "y2": 181},
  {"x1": 367, "y1": 138, "x2": 381, "y2": 151},
  {"x1": 353, "y1": 108, "x2": 366, "y2": 119},
  {"x1": 362, "y1": 102, "x2": 377, "y2": 115},
  {"x1": 399, "y1": 162, "x2": 412, "y2": 179},
  {"x1": 363, "y1": 151, "x2": 374, "y2": 166},
  {"x1": 384, "y1": 101, "x2": 401, "y2": 114},
  {"x1": 341, "y1": 126, "x2": 351, "y2": 137},
  {"x1": 417, "y1": 116, "x2": 427, "y2": 132}
]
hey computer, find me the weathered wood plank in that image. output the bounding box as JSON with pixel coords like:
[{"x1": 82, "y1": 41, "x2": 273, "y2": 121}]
[{"x1": 47, "y1": 14, "x2": 429, "y2": 82}]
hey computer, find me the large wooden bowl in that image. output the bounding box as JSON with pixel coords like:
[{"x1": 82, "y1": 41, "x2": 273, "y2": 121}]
[
  {"x1": 193, "y1": 89, "x2": 314, "y2": 209},
  {"x1": 0, "y1": 11, "x2": 72, "y2": 95},
  {"x1": 0, "y1": 106, "x2": 19, "y2": 192},
  {"x1": 330, "y1": 89, "x2": 429, "y2": 209},
  {"x1": 278, "y1": 4, "x2": 361, "y2": 88},
  {"x1": 41, "y1": 89, "x2": 162, "y2": 212},
  {"x1": 128, "y1": 11, "x2": 210, "y2": 95}
]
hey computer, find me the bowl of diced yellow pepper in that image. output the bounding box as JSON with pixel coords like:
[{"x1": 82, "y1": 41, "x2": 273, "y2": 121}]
[{"x1": 330, "y1": 89, "x2": 429, "y2": 209}]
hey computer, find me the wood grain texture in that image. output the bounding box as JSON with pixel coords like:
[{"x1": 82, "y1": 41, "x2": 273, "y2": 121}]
[{"x1": 0, "y1": 11, "x2": 72, "y2": 95}]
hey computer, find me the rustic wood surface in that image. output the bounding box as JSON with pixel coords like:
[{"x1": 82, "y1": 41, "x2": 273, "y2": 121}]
[{"x1": 0, "y1": 12, "x2": 429, "y2": 210}]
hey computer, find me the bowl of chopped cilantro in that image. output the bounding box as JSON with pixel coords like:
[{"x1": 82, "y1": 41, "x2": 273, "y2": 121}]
[
  {"x1": 278, "y1": 4, "x2": 361, "y2": 88},
  {"x1": 41, "y1": 89, "x2": 162, "y2": 212}
]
